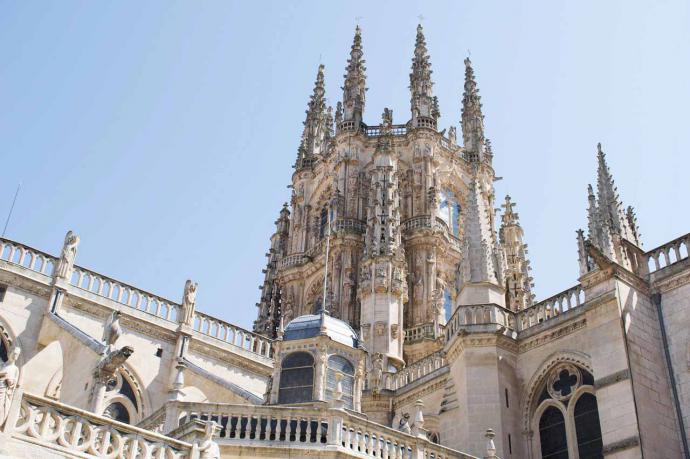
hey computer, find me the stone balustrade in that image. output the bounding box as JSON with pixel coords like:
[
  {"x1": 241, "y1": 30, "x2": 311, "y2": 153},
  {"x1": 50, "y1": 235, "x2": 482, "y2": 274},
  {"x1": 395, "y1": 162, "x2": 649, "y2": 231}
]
[
  {"x1": 191, "y1": 311, "x2": 273, "y2": 357},
  {"x1": 0, "y1": 239, "x2": 56, "y2": 277},
  {"x1": 404, "y1": 323, "x2": 439, "y2": 344},
  {"x1": 144, "y1": 401, "x2": 477, "y2": 459},
  {"x1": 645, "y1": 232, "x2": 690, "y2": 274},
  {"x1": 516, "y1": 285, "x2": 585, "y2": 331},
  {"x1": 70, "y1": 266, "x2": 181, "y2": 323},
  {"x1": 3, "y1": 389, "x2": 194, "y2": 459},
  {"x1": 445, "y1": 303, "x2": 515, "y2": 342},
  {"x1": 332, "y1": 218, "x2": 366, "y2": 235},
  {"x1": 401, "y1": 216, "x2": 462, "y2": 251},
  {"x1": 0, "y1": 237, "x2": 273, "y2": 361},
  {"x1": 387, "y1": 351, "x2": 445, "y2": 390}
]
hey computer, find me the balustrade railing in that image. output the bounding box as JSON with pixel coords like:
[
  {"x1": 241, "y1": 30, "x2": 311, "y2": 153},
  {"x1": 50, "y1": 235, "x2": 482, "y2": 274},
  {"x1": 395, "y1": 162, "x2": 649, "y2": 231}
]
[
  {"x1": 333, "y1": 218, "x2": 366, "y2": 235},
  {"x1": 5, "y1": 390, "x2": 193, "y2": 459},
  {"x1": 404, "y1": 323, "x2": 438, "y2": 343},
  {"x1": 191, "y1": 311, "x2": 272, "y2": 358},
  {"x1": 445, "y1": 304, "x2": 515, "y2": 343},
  {"x1": 363, "y1": 124, "x2": 408, "y2": 137},
  {"x1": 645, "y1": 232, "x2": 690, "y2": 274},
  {"x1": 0, "y1": 238, "x2": 56, "y2": 277},
  {"x1": 146, "y1": 401, "x2": 476, "y2": 459},
  {"x1": 70, "y1": 266, "x2": 181, "y2": 323},
  {"x1": 516, "y1": 285, "x2": 585, "y2": 331},
  {"x1": 387, "y1": 351, "x2": 445, "y2": 390}
]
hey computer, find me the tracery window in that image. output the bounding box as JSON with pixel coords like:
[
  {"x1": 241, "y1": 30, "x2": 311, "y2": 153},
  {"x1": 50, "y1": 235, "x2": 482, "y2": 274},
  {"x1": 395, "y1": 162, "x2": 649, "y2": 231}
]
[
  {"x1": 325, "y1": 355, "x2": 354, "y2": 409},
  {"x1": 443, "y1": 288, "x2": 453, "y2": 322},
  {"x1": 438, "y1": 190, "x2": 461, "y2": 237},
  {"x1": 102, "y1": 370, "x2": 142, "y2": 424},
  {"x1": 319, "y1": 207, "x2": 328, "y2": 239},
  {"x1": 532, "y1": 364, "x2": 603, "y2": 459},
  {"x1": 279, "y1": 352, "x2": 314, "y2": 404}
]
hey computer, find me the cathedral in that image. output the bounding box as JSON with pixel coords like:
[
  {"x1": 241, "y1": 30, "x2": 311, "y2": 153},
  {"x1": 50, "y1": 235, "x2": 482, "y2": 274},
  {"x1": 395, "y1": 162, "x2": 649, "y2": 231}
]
[{"x1": 0, "y1": 25, "x2": 688, "y2": 459}]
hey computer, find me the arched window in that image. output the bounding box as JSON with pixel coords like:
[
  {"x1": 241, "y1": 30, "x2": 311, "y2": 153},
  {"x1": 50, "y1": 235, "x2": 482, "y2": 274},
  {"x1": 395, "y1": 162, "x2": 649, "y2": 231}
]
[
  {"x1": 102, "y1": 370, "x2": 142, "y2": 424},
  {"x1": 574, "y1": 393, "x2": 603, "y2": 458},
  {"x1": 319, "y1": 207, "x2": 328, "y2": 238},
  {"x1": 530, "y1": 364, "x2": 603, "y2": 459},
  {"x1": 443, "y1": 289, "x2": 453, "y2": 323},
  {"x1": 438, "y1": 190, "x2": 461, "y2": 237},
  {"x1": 539, "y1": 406, "x2": 567, "y2": 459},
  {"x1": 325, "y1": 355, "x2": 354, "y2": 409},
  {"x1": 279, "y1": 352, "x2": 315, "y2": 404}
]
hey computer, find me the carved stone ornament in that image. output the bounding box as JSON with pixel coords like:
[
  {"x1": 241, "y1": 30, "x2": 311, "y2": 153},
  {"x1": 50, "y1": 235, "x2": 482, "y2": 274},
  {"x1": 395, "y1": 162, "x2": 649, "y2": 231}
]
[
  {"x1": 391, "y1": 324, "x2": 399, "y2": 339},
  {"x1": 546, "y1": 363, "x2": 582, "y2": 401},
  {"x1": 0, "y1": 346, "x2": 21, "y2": 428},
  {"x1": 375, "y1": 322, "x2": 387, "y2": 337}
]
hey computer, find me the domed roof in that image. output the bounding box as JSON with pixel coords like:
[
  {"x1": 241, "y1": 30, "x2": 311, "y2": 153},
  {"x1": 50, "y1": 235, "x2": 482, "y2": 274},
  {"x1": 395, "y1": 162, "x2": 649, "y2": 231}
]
[{"x1": 283, "y1": 313, "x2": 360, "y2": 348}]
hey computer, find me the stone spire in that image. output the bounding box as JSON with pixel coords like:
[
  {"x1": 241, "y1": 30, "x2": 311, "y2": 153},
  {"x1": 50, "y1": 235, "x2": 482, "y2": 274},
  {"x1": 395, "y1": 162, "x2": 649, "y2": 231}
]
[
  {"x1": 341, "y1": 26, "x2": 367, "y2": 130},
  {"x1": 585, "y1": 143, "x2": 642, "y2": 271},
  {"x1": 295, "y1": 65, "x2": 329, "y2": 170},
  {"x1": 499, "y1": 196, "x2": 534, "y2": 311},
  {"x1": 254, "y1": 204, "x2": 290, "y2": 338},
  {"x1": 591, "y1": 143, "x2": 641, "y2": 246},
  {"x1": 458, "y1": 175, "x2": 505, "y2": 305},
  {"x1": 461, "y1": 57, "x2": 486, "y2": 163},
  {"x1": 409, "y1": 24, "x2": 439, "y2": 129}
]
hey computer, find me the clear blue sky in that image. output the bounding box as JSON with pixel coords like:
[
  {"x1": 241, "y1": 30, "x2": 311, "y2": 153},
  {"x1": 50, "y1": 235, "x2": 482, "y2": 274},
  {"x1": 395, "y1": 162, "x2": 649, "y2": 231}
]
[{"x1": 1, "y1": 1, "x2": 689, "y2": 330}]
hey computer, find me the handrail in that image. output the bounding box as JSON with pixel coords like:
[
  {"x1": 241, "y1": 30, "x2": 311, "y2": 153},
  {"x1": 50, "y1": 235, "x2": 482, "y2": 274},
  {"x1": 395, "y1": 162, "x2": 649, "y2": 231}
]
[{"x1": 645, "y1": 232, "x2": 690, "y2": 274}]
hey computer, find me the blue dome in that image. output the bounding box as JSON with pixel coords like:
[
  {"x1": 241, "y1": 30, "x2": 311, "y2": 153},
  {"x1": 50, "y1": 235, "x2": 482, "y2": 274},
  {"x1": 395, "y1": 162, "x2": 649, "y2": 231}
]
[{"x1": 283, "y1": 313, "x2": 360, "y2": 348}]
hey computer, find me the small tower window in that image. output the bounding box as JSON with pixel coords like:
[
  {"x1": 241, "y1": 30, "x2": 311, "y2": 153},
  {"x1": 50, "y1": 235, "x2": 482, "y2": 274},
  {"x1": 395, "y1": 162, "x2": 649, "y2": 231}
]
[
  {"x1": 443, "y1": 289, "x2": 453, "y2": 322},
  {"x1": 279, "y1": 352, "x2": 315, "y2": 404},
  {"x1": 326, "y1": 355, "x2": 355, "y2": 409},
  {"x1": 319, "y1": 207, "x2": 328, "y2": 238}
]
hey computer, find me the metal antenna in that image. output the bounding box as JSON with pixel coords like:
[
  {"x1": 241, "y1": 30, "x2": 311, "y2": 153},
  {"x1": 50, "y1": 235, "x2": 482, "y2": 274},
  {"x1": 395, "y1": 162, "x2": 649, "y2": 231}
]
[
  {"x1": 2, "y1": 182, "x2": 21, "y2": 238},
  {"x1": 355, "y1": 16, "x2": 364, "y2": 24}
]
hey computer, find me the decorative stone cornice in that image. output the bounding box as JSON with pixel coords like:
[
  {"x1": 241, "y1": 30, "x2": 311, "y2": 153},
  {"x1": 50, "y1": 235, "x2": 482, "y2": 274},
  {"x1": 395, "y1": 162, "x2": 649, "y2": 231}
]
[{"x1": 518, "y1": 318, "x2": 587, "y2": 353}]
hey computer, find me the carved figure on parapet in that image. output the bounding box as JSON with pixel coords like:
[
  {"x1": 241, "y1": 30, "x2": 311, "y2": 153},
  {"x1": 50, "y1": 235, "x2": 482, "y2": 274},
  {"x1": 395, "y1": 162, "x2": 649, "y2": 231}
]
[
  {"x1": 56, "y1": 230, "x2": 80, "y2": 279},
  {"x1": 448, "y1": 126, "x2": 457, "y2": 146},
  {"x1": 0, "y1": 346, "x2": 20, "y2": 428},
  {"x1": 181, "y1": 279, "x2": 198, "y2": 326},
  {"x1": 397, "y1": 413, "x2": 411, "y2": 434},
  {"x1": 196, "y1": 421, "x2": 221, "y2": 459},
  {"x1": 370, "y1": 352, "x2": 383, "y2": 394},
  {"x1": 102, "y1": 311, "x2": 122, "y2": 354}
]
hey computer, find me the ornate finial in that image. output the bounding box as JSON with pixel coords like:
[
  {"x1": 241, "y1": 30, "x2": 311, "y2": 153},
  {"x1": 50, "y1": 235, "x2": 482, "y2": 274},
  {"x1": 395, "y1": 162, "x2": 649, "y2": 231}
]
[
  {"x1": 485, "y1": 428, "x2": 497, "y2": 458},
  {"x1": 461, "y1": 55, "x2": 485, "y2": 160},
  {"x1": 410, "y1": 22, "x2": 437, "y2": 127},
  {"x1": 342, "y1": 26, "x2": 367, "y2": 127}
]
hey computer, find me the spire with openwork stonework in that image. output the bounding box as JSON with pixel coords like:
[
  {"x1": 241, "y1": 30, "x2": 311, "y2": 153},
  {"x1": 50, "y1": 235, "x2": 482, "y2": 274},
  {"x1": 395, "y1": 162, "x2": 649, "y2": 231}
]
[
  {"x1": 410, "y1": 24, "x2": 439, "y2": 129},
  {"x1": 499, "y1": 196, "x2": 534, "y2": 310},
  {"x1": 461, "y1": 57, "x2": 486, "y2": 163},
  {"x1": 341, "y1": 26, "x2": 367, "y2": 130},
  {"x1": 295, "y1": 65, "x2": 329, "y2": 169}
]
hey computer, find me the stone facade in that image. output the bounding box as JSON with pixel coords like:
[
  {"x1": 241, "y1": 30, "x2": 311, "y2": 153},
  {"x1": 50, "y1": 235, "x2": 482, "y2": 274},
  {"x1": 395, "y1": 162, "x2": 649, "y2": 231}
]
[{"x1": 0, "y1": 24, "x2": 688, "y2": 459}]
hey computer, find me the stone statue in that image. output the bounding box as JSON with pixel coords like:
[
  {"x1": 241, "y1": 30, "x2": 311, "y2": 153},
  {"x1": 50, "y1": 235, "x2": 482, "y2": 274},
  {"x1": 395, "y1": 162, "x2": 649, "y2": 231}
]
[
  {"x1": 196, "y1": 421, "x2": 220, "y2": 459},
  {"x1": 0, "y1": 346, "x2": 20, "y2": 428},
  {"x1": 102, "y1": 311, "x2": 122, "y2": 353},
  {"x1": 181, "y1": 280, "x2": 198, "y2": 326},
  {"x1": 398, "y1": 413, "x2": 411, "y2": 434},
  {"x1": 56, "y1": 230, "x2": 80, "y2": 279},
  {"x1": 371, "y1": 353, "x2": 383, "y2": 393},
  {"x1": 448, "y1": 126, "x2": 457, "y2": 146}
]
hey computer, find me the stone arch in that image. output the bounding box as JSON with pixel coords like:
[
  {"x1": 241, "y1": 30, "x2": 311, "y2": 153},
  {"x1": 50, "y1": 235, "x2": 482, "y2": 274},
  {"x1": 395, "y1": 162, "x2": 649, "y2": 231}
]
[{"x1": 521, "y1": 350, "x2": 593, "y2": 433}]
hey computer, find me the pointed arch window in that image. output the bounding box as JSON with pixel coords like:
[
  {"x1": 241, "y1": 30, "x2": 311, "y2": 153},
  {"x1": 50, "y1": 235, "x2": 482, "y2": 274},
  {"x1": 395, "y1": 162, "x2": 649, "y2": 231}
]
[
  {"x1": 439, "y1": 190, "x2": 461, "y2": 237},
  {"x1": 531, "y1": 364, "x2": 603, "y2": 459},
  {"x1": 319, "y1": 207, "x2": 328, "y2": 239},
  {"x1": 443, "y1": 288, "x2": 453, "y2": 322}
]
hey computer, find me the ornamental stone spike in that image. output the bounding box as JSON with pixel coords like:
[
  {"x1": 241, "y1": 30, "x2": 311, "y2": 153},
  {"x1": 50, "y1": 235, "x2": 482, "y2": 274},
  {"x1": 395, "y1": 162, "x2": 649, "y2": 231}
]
[
  {"x1": 342, "y1": 25, "x2": 366, "y2": 128},
  {"x1": 295, "y1": 64, "x2": 329, "y2": 169},
  {"x1": 499, "y1": 195, "x2": 535, "y2": 310},
  {"x1": 410, "y1": 23, "x2": 438, "y2": 128},
  {"x1": 461, "y1": 57, "x2": 486, "y2": 162}
]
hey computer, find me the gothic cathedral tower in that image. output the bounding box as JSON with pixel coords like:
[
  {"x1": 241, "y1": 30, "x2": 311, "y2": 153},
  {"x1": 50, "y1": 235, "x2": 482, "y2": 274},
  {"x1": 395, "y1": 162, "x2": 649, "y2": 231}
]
[{"x1": 254, "y1": 25, "x2": 535, "y2": 372}]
